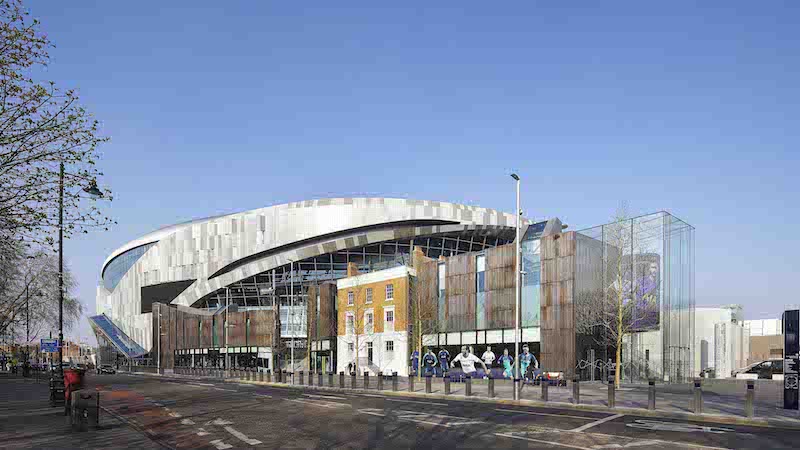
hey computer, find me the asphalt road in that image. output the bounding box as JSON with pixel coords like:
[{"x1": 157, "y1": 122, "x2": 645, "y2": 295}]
[{"x1": 87, "y1": 373, "x2": 800, "y2": 450}]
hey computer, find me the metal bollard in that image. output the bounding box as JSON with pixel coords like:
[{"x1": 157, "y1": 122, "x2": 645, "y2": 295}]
[
  {"x1": 444, "y1": 375, "x2": 451, "y2": 395},
  {"x1": 465, "y1": 376, "x2": 472, "y2": 396},
  {"x1": 693, "y1": 377, "x2": 703, "y2": 414},
  {"x1": 329, "y1": 372, "x2": 334, "y2": 387},
  {"x1": 408, "y1": 375, "x2": 415, "y2": 392},
  {"x1": 514, "y1": 378, "x2": 521, "y2": 400},
  {"x1": 266, "y1": 370, "x2": 271, "y2": 383},
  {"x1": 425, "y1": 374, "x2": 432, "y2": 393},
  {"x1": 351, "y1": 372, "x2": 357, "y2": 389},
  {"x1": 488, "y1": 377, "x2": 495, "y2": 398},
  {"x1": 392, "y1": 372, "x2": 398, "y2": 391},
  {"x1": 308, "y1": 370, "x2": 313, "y2": 386},
  {"x1": 377, "y1": 372, "x2": 384, "y2": 390},
  {"x1": 573, "y1": 377, "x2": 580, "y2": 404},
  {"x1": 541, "y1": 380, "x2": 549, "y2": 402},
  {"x1": 648, "y1": 379, "x2": 656, "y2": 410},
  {"x1": 364, "y1": 372, "x2": 370, "y2": 389},
  {"x1": 608, "y1": 377, "x2": 616, "y2": 408},
  {"x1": 299, "y1": 371, "x2": 304, "y2": 385},
  {"x1": 318, "y1": 371, "x2": 323, "y2": 386},
  {"x1": 259, "y1": 371, "x2": 264, "y2": 382},
  {"x1": 745, "y1": 380, "x2": 755, "y2": 418},
  {"x1": 340, "y1": 371, "x2": 345, "y2": 388}
]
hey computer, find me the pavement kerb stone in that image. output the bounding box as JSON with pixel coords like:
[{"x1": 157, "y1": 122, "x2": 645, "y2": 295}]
[{"x1": 124, "y1": 371, "x2": 800, "y2": 430}]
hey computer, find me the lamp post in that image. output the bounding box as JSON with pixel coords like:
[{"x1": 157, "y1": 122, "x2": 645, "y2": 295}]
[
  {"x1": 511, "y1": 173, "x2": 521, "y2": 401},
  {"x1": 289, "y1": 259, "x2": 295, "y2": 383},
  {"x1": 225, "y1": 287, "x2": 229, "y2": 371},
  {"x1": 57, "y1": 164, "x2": 103, "y2": 382}
]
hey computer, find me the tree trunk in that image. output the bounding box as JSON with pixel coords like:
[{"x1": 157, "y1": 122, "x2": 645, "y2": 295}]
[
  {"x1": 615, "y1": 298, "x2": 623, "y2": 388},
  {"x1": 416, "y1": 317, "x2": 422, "y2": 380}
]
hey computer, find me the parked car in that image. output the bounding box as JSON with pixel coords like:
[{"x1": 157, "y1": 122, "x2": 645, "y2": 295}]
[
  {"x1": 98, "y1": 364, "x2": 116, "y2": 375},
  {"x1": 733, "y1": 359, "x2": 784, "y2": 380}
]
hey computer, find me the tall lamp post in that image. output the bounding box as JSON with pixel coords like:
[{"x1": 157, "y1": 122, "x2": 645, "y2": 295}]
[
  {"x1": 511, "y1": 173, "x2": 521, "y2": 401},
  {"x1": 57, "y1": 162, "x2": 103, "y2": 383},
  {"x1": 289, "y1": 259, "x2": 295, "y2": 384}
]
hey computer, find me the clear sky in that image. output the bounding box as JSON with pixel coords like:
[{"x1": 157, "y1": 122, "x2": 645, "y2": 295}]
[{"x1": 26, "y1": 2, "x2": 799, "y2": 344}]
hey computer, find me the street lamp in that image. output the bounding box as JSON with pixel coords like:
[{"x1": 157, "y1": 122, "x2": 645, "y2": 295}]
[
  {"x1": 289, "y1": 259, "x2": 295, "y2": 384},
  {"x1": 510, "y1": 172, "x2": 521, "y2": 401}
]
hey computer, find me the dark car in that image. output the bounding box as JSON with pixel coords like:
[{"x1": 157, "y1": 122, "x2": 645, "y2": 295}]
[
  {"x1": 733, "y1": 359, "x2": 783, "y2": 380},
  {"x1": 98, "y1": 365, "x2": 116, "y2": 375}
]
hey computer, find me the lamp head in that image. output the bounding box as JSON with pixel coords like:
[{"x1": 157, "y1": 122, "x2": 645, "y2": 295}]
[
  {"x1": 510, "y1": 173, "x2": 520, "y2": 181},
  {"x1": 83, "y1": 180, "x2": 104, "y2": 199}
]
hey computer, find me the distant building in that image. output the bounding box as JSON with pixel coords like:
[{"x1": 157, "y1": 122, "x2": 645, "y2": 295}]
[
  {"x1": 694, "y1": 305, "x2": 748, "y2": 377},
  {"x1": 743, "y1": 319, "x2": 783, "y2": 364}
]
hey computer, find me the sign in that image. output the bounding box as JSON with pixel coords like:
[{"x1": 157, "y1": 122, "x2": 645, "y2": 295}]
[
  {"x1": 784, "y1": 309, "x2": 799, "y2": 410},
  {"x1": 40, "y1": 338, "x2": 59, "y2": 353}
]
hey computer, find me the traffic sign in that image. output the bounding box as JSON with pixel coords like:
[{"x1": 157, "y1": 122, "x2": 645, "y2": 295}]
[{"x1": 40, "y1": 338, "x2": 58, "y2": 353}]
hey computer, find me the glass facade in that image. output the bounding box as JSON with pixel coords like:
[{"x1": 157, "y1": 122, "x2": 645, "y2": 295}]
[
  {"x1": 574, "y1": 211, "x2": 694, "y2": 383},
  {"x1": 521, "y1": 233, "x2": 542, "y2": 327},
  {"x1": 437, "y1": 263, "x2": 446, "y2": 331},
  {"x1": 102, "y1": 242, "x2": 156, "y2": 291},
  {"x1": 476, "y1": 254, "x2": 487, "y2": 329}
]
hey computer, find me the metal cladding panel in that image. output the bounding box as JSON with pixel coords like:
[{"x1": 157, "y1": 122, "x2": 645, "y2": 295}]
[{"x1": 540, "y1": 232, "x2": 577, "y2": 378}]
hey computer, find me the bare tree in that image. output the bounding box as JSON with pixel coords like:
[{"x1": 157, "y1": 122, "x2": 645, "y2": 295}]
[
  {"x1": 0, "y1": 0, "x2": 113, "y2": 252},
  {"x1": 339, "y1": 269, "x2": 371, "y2": 375},
  {"x1": 409, "y1": 250, "x2": 439, "y2": 379},
  {"x1": 575, "y1": 205, "x2": 661, "y2": 387}
]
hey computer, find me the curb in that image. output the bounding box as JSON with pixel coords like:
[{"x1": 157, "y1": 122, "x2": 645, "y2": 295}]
[{"x1": 124, "y1": 372, "x2": 800, "y2": 430}]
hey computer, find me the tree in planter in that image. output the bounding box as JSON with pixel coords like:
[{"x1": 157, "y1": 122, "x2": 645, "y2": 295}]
[
  {"x1": 575, "y1": 206, "x2": 661, "y2": 387},
  {"x1": 409, "y1": 251, "x2": 439, "y2": 379},
  {"x1": 0, "y1": 0, "x2": 114, "y2": 253}
]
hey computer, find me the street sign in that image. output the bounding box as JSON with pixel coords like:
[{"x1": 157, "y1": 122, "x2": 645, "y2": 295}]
[
  {"x1": 40, "y1": 338, "x2": 58, "y2": 353},
  {"x1": 784, "y1": 309, "x2": 799, "y2": 410}
]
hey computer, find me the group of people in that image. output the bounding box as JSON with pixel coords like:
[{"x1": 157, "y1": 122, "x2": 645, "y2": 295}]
[{"x1": 411, "y1": 344, "x2": 540, "y2": 380}]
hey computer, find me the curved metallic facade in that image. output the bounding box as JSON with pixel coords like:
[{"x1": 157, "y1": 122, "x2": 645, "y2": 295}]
[{"x1": 96, "y1": 198, "x2": 525, "y2": 351}]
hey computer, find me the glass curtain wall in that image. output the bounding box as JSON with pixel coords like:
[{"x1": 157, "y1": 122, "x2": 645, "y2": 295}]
[{"x1": 575, "y1": 211, "x2": 694, "y2": 383}]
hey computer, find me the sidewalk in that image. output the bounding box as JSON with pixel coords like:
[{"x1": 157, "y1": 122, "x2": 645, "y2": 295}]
[
  {"x1": 148, "y1": 369, "x2": 800, "y2": 429},
  {"x1": 0, "y1": 371, "x2": 164, "y2": 449}
]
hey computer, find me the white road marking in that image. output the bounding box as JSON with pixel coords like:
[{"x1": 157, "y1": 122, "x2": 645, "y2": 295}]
[
  {"x1": 495, "y1": 408, "x2": 598, "y2": 420},
  {"x1": 571, "y1": 414, "x2": 625, "y2": 432},
  {"x1": 194, "y1": 383, "x2": 214, "y2": 386},
  {"x1": 358, "y1": 408, "x2": 484, "y2": 428},
  {"x1": 208, "y1": 418, "x2": 234, "y2": 426},
  {"x1": 213, "y1": 387, "x2": 236, "y2": 392},
  {"x1": 181, "y1": 384, "x2": 205, "y2": 389},
  {"x1": 303, "y1": 393, "x2": 346, "y2": 400},
  {"x1": 236, "y1": 384, "x2": 256, "y2": 388},
  {"x1": 496, "y1": 433, "x2": 587, "y2": 450},
  {"x1": 593, "y1": 441, "x2": 662, "y2": 449},
  {"x1": 386, "y1": 398, "x2": 447, "y2": 406},
  {"x1": 196, "y1": 428, "x2": 210, "y2": 436},
  {"x1": 256, "y1": 394, "x2": 272, "y2": 398},
  {"x1": 224, "y1": 425, "x2": 263, "y2": 445},
  {"x1": 209, "y1": 439, "x2": 232, "y2": 449},
  {"x1": 289, "y1": 399, "x2": 350, "y2": 409},
  {"x1": 625, "y1": 420, "x2": 734, "y2": 434},
  {"x1": 359, "y1": 393, "x2": 385, "y2": 398},
  {"x1": 181, "y1": 418, "x2": 195, "y2": 425},
  {"x1": 169, "y1": 412, "x2": 182, "y2": 418}
]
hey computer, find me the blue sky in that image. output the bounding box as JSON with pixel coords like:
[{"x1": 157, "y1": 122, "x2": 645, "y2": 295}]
[{"x1": 27, "y1": 2, "x2": 799, "y2": 343}]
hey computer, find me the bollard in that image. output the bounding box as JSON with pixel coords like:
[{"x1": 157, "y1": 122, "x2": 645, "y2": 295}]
[
  {"x1": 308, "y1": 370, "x2": 313, "y2": 386},
  {"x1": 465, "y1": 376, "x2": 472, "y2": 396},
  {"x1": 488, "y1": 377, "x2": 495, "y2": 398},
  {"x1": 318, "y1": 371, "x2": 323, "y2": 386},
  {"x1": 266, "y1": 370, "x2": 271, "y2": 383},
  {"x1": 392, "y1": 372, "x2": 398, "y2": 391},
  {"x1": 408, "y1": 375, "x2": 415, "y2": 392},
  {"x1": 377, "y1": 372, "x2": 384, "y2": 390},
  {"x1": 444, "y1": 375, "x2": 451, "y2": 394},
  {"x1": 648, "y1": 379, "x2": 656, "y2": 410},
  {"x1": 329, "y1": 372, "x2": 334, "y2": 387},
  {"x1": 299, "y1": 371, "x2": 305, "y2": 385},
  {"x1": 541, "y1": 379, "x2": 549, "y2": 402},
  {"x1": 514, "y1": 378, "x2": 521, "y2": 400},
  {"x1": 259, "y1": 371, "x2": 264, "y2": 382},
  {"x1": 745, "y1": 380, "x2": 755, "y2": 418},
  {"x1": 693, "y1": 377, "x2": 703, "y2": 414},
  {"x1": 364, "y1": 372, "x2": 370, "y2": 390},
  {"x1": 573, "y1": 377, "x2": 580, "y2": 404},
  {"x1": 425, "y1": 374, "x2": 432, "y2": 393},
  {"x1": 608, "y1": 377, "x2": 616, "y2": 408},
  {"x1": 351, "y1": 372, "x2": 357, "y2": 389},
  {"x1": 340, "y1": 372, "x2": 345, "y2": 388}
]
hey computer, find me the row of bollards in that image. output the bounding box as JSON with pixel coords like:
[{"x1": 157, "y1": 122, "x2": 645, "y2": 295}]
[{"x1": 175, "y1": 367, "x2": 758, "y2": 419}]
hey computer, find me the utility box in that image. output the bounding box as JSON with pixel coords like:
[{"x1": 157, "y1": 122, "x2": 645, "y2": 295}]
[{"x1": 70, "y1": 390, "x2": 100, "y2": 432}]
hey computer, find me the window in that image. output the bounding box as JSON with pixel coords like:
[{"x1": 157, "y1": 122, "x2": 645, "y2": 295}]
[
  {"x1": 367, "y1": 342, "x2": 373, "y2": 363},
  {"x1": 438, "y1": 263, "x2": 446, "y2": 330},
  {"x1": 346, "y1": 314, "x2": 354, "y2": 335},
  {"x1": 476, "y1": 254, "x2": 486, "y2": 329},
  {"x1": 385, "y1": 283, "x2": 394, "y2": 301},
  {"x1": 385, "y1": 310, "x2": 394, "y2": 323},
  {"x1": 386, "y1": 341, "x2": 394, "y2": 352},
  {"x1": 347, "y1": 291, "x2": 354, "y2": 306},
  {"x1": 348, "y1": 342, "x2": 354, "y2": 353},
  {"x1": 366, "y1": 288, "x2": 373, "y2": 303},
  {"x1": 366, "y1": 311, "x2": 374, "y2": 333}
]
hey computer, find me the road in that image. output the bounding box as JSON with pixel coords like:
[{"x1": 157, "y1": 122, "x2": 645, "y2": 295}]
[{"x1": 87, "y1": 373, "x2": 800, "y2": 450}]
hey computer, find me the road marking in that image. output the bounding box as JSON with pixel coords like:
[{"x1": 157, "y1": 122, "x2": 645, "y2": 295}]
[
  {"x1": 207, "y1": 418, "x2": 234, "y2": 426},
  {"x1": 495, "y1": 433, "x2": 587, "y2": 450},
  {"x1": 182, "y1": 384, "x2": 205, "y2": 389},
  {"x1": 359, "y1": 393, "x2": 385, "y2": 398},
  {"x1": 169, "y1": 412, "x2": 182, "y2": 418},
  {"x1": 236, "y1": 384, "x2": 256, "y2": 388},
  {"x1": 214, "y1": 387, "x2": 236, "y2": 392},
  {"x1": 209, "y1": 439, "x2": 232, "y2": 449},
  {"x1": 357, "y1": 408, "x2": 484, "y2": 428},
  {"x1": 593, "y1": 441, "x2": 662, "y2": 449},
  {"x1": 289, "y1": 399, "x2": 350, "y2": 409},
  {"x1": 181, "y1": 418, "x2": 195, "y2": 425},
  {"x1": 495, "y1": 408, "x2": 598, "y2": 420},
  {"x1": 303, "y1": 393, "x2": 346, "y2": 400},
  {"x1": 194, "y1": 383, "x2": 214, "y2": 386},
  {"x1": 196, "y1": 428, "x2": 210, "y2": 436},
  {"x1": 386, "y1": 398, "x2": 447, "y2": 406},
  {"x1": 256, "y1": 394, "x2": 273, "y2": 398},
  {"x1": 625, "y1": 420, "x2": 734, "y2": 434},
  {"x1": 224, "y1": 425, "x2": 263, "y2": 445},
  {"x1": 571, "y1": 413, "x2": 625, "y2": 432}
]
